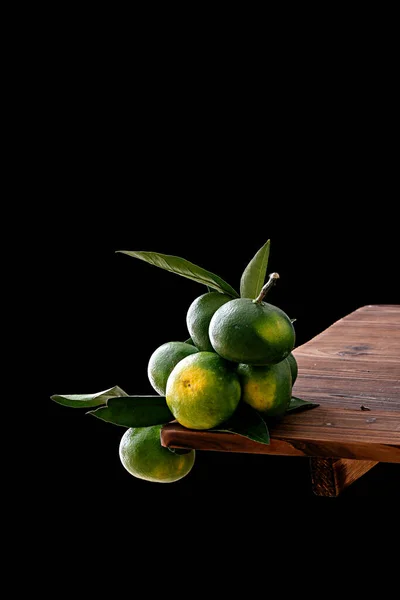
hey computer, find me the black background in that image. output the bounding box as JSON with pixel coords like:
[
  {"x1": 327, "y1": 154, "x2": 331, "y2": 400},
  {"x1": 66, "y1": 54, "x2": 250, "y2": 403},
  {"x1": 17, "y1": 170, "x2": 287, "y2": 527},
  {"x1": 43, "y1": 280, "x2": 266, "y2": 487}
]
[
  {"x1": 45, "y1": 63, "x2": 399, "y2": 522},
  {"x1": 46, "y1": 202, "x2": 399, "y2": 514}
]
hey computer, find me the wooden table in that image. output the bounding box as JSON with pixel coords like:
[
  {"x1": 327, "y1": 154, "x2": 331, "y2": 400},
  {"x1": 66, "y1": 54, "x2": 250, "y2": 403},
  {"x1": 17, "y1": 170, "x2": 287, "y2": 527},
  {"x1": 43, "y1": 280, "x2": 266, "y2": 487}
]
[{"x1": 161, "y1": 305, "x2": 400, "y2": 496}]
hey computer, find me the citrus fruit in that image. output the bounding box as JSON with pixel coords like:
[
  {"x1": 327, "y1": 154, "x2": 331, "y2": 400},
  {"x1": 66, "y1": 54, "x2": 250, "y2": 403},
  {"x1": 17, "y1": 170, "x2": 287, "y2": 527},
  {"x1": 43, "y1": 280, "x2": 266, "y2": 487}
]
[
  {"x1": 166, "y1": 352, "x2": 241, "y2": 430},
  {"x1": 148, "y1": 341, "x2": 199, "y2": 395},
  {"x1": 237, "y1": 358, "x2": 292, "y2": 417},
  {"x1": 286, "y1": 352, "x2": 298, "y2": 384},
  {"x1": 186, "y1": 292, "x2": 232, "y2": 351},
  {"x1": 119, "y1": 425, "x2": 195, "y2": 483},
  {"x1": 209, "y1": 298, "x2": 295, "y2": 365}
]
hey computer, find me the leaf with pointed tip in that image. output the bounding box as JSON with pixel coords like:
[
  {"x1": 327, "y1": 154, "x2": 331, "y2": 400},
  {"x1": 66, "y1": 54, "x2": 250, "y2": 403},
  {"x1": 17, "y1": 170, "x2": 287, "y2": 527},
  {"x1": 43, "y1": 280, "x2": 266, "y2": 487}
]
[
  {"x1": 50, "y1": 386, "x2": 128, "y2": 408},
  {"x1": 240, "y1": 240, "x2": 271, "y2": 299},
  {"x1": 286, "y1": 396, "x2": 319, "y2": 413},
  {"x1": 184, "y1": 337, "x2": 195, "y2": 346},
  {"x1": 213, "y1": 403, "x2": 270, "y2": 445},
  {"x1": 117, "y1": 250, "x2": 239, "y2": 298},
  {"x1": 88, "y1": 396, "x2": 174, "y2": 427}
]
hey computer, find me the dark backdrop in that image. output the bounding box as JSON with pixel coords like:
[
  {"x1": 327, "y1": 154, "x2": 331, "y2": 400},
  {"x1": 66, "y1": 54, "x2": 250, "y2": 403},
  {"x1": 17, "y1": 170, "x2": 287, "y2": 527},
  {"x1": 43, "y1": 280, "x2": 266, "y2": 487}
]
[
  {"x1": 46, "y1": 92, "x2": 399, "y2": 517},
  {"x1": 47, "y1": 210, "x2": 399, "y2": 513}
]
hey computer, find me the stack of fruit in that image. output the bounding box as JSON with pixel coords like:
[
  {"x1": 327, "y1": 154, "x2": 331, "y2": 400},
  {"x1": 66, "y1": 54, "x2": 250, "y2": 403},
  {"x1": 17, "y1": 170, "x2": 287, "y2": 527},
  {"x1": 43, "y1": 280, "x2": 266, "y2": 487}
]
[{"x1": 52, "y1": 241, "x2": 315, "y2": 485}]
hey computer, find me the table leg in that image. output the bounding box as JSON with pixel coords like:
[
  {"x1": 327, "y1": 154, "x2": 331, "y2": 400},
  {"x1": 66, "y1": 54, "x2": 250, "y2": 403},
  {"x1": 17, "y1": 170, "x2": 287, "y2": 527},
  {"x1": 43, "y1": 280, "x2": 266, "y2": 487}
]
[{"x1": 310, "y1": 457, "x2": 378, "y2": 496}]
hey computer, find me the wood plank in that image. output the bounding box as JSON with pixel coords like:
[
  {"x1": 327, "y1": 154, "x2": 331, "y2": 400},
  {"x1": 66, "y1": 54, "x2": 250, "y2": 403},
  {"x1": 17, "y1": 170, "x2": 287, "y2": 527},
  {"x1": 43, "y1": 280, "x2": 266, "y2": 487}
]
[
  {"x1": 161, "y1": 418, "x2": 400, "y2": 462},
  {"x1": 310, "y1": 458, "x2": 378, "y2": 496},
  {"x1": 161, "y1": 305, "x2": 400, "y2": 462}
]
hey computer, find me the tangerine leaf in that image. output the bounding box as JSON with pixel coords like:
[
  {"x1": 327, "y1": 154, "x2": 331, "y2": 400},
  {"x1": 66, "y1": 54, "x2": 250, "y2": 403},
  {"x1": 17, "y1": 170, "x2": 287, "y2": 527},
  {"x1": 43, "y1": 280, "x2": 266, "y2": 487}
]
[
  {"x1": 117, "y1": 250, "x2": 239, "y2": 298},
  {"x1": 213, "y1": 403, "x2": 270, "y2": 445},
  {"x1": 50, "y1": 385, "x2": 128, "y2": 408},
  {"x1": 240, "y1": 240, "x2": 270, "y2": 299},
  {"x1": 88, "y1": 396, "x2": 174, "y2": 427},
  {"x1": 286, "y1": 396, "x2": 319, "y2": 413}
]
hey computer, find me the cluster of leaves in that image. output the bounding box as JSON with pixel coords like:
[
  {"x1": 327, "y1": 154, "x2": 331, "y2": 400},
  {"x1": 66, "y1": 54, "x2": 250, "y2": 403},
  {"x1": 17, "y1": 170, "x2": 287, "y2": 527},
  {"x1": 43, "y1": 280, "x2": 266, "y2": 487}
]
[
  {"x1": 51, "y1": 387, "x2": 317, "y2": 445},
  {"x1": 116, "y1": 238, "x2": 271, "y2": 299},
  {"x1": 51, "y1": 240, "x2": 318, "y2": 446}
]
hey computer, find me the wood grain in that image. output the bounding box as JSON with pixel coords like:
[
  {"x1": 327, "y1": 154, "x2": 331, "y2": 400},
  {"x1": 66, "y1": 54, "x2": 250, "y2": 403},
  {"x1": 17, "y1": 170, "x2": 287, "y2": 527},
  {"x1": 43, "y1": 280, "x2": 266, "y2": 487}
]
[
  {"x1": 161, "y1": 305, "x2": 400, "y2": 462},
  {"x1": 310, "y1": 458, "x2": 378, "y2": 496}
]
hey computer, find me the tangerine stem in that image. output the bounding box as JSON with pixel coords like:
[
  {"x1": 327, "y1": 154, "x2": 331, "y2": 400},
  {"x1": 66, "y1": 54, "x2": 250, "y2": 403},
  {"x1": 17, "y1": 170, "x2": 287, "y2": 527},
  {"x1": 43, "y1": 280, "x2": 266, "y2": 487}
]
[{"x1": 253, "y1": 272, "x2": 280, "y2": 304}]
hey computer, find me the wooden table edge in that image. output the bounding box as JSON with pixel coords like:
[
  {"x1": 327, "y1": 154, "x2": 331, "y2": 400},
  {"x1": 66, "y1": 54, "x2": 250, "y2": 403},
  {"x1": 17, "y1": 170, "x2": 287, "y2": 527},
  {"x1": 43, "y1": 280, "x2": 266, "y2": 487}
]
[{"x1": 160, "y1": 423, "x2": 400, "y2": 463}]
